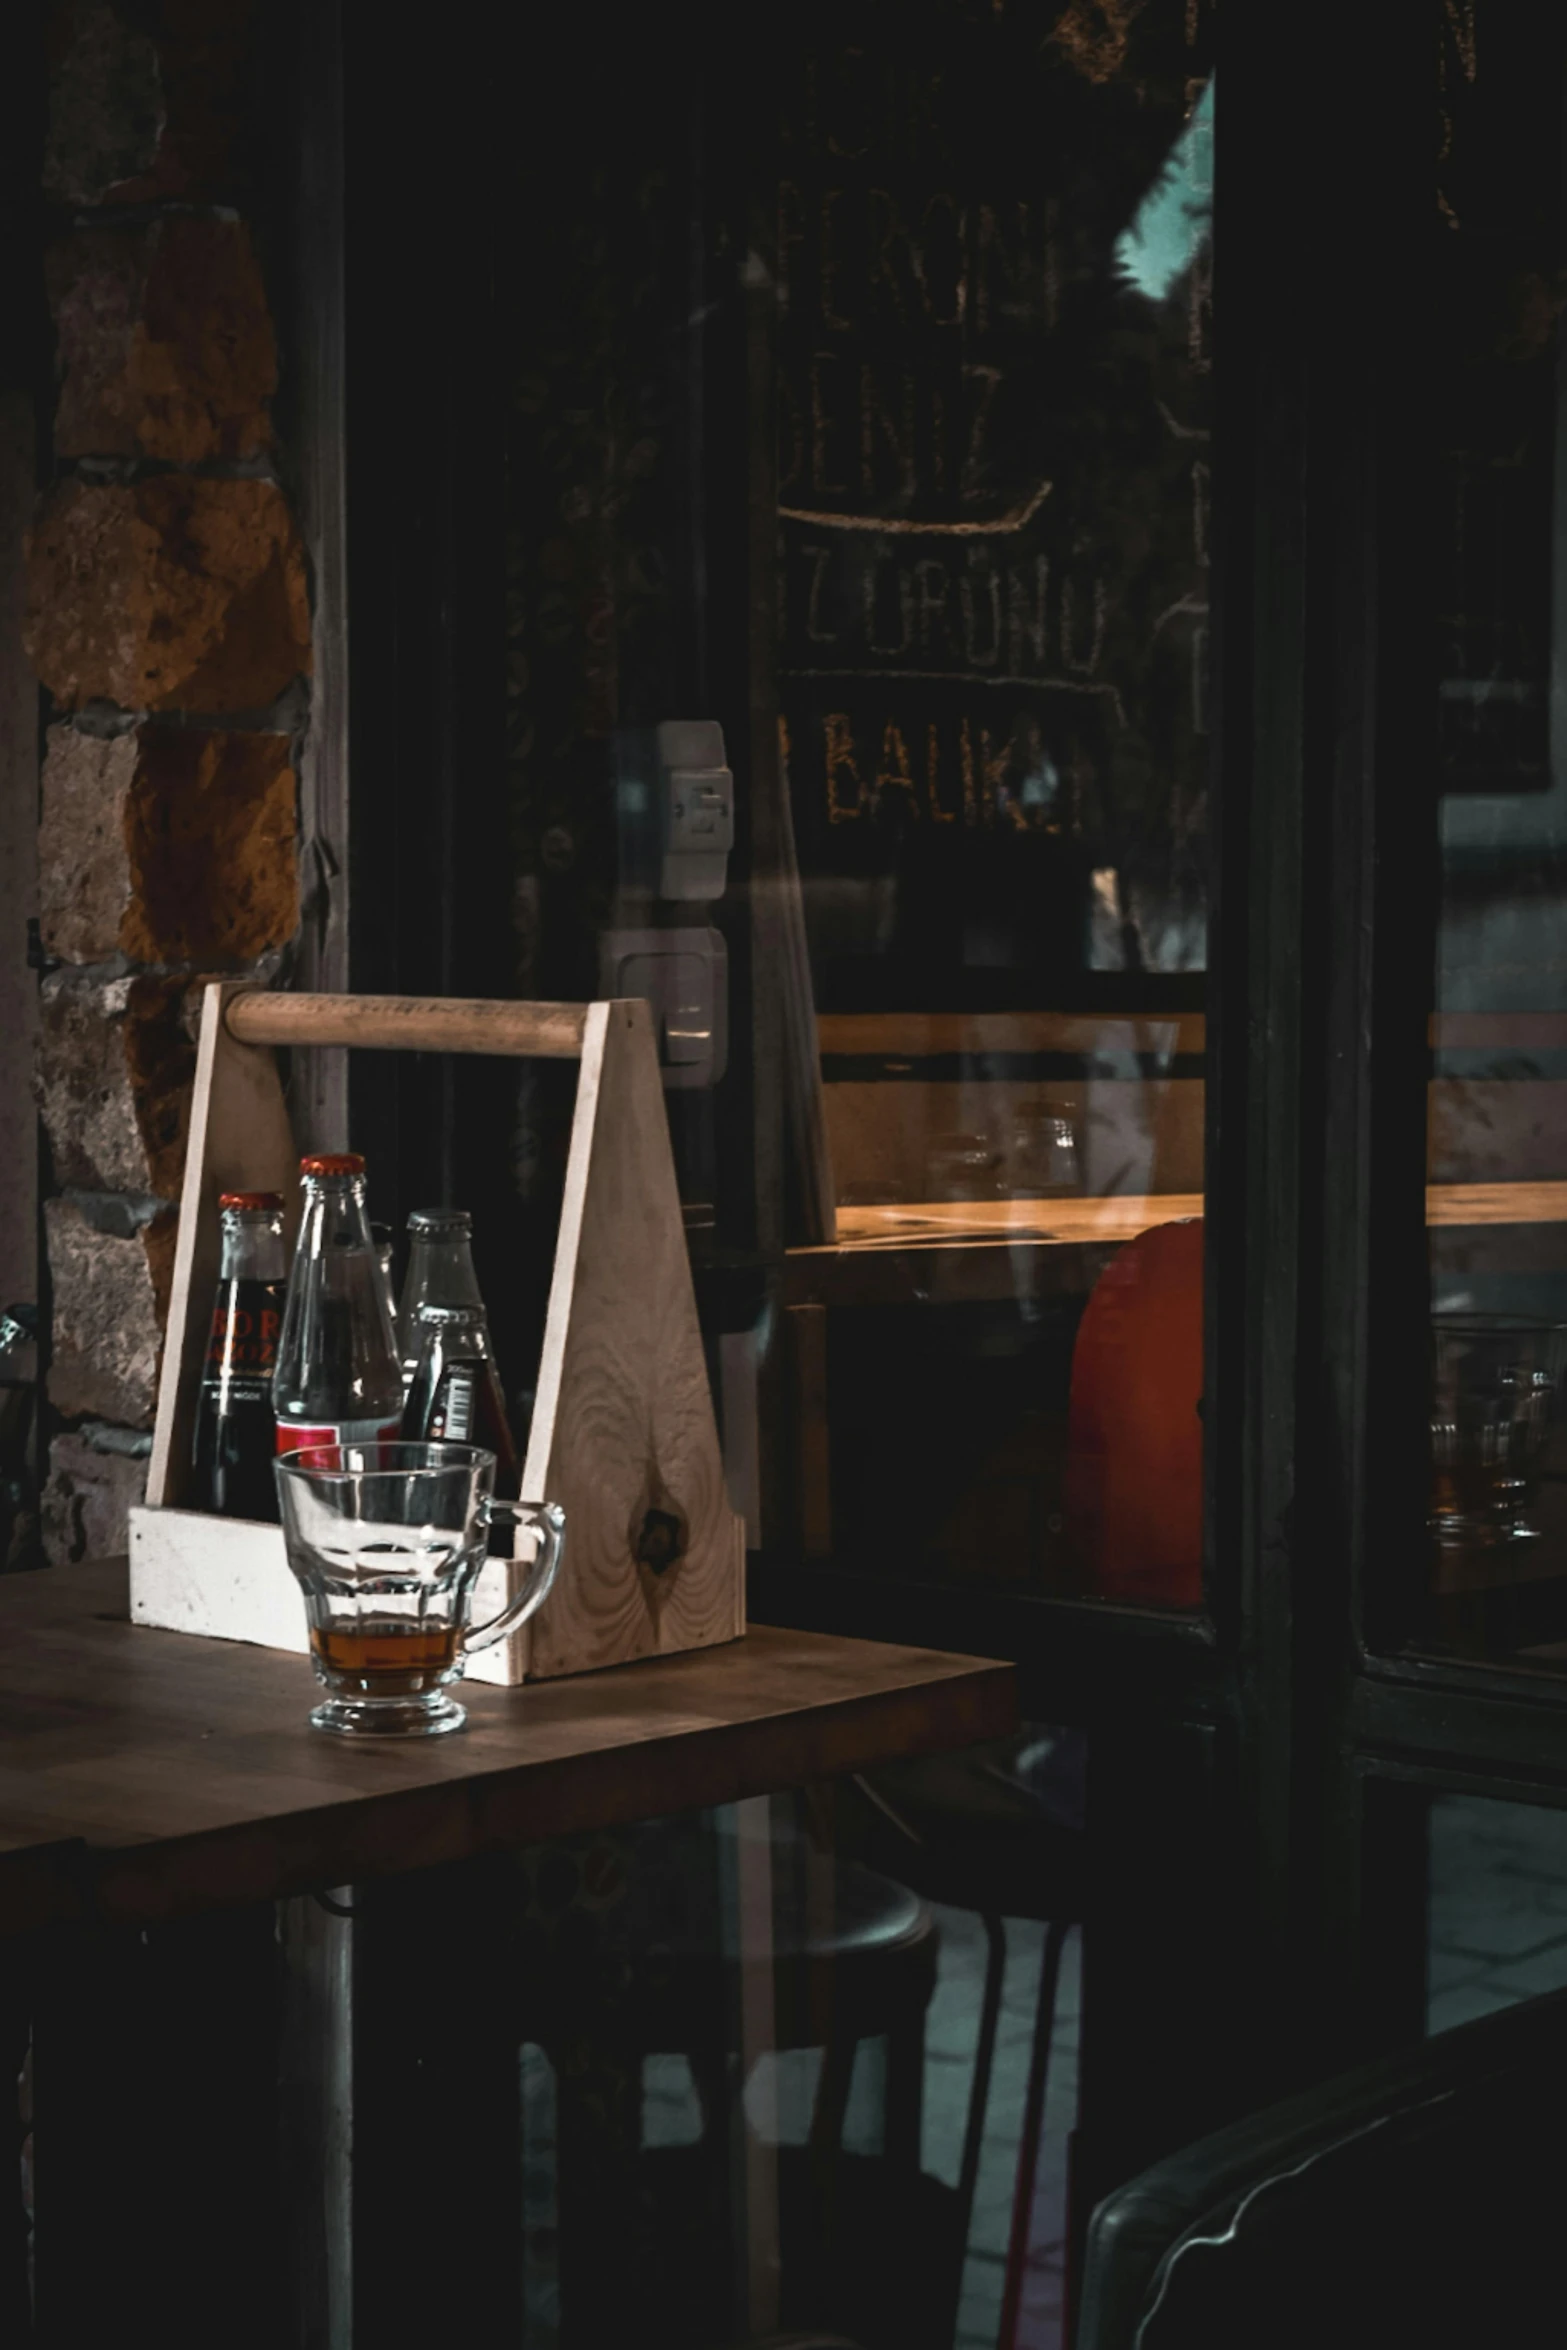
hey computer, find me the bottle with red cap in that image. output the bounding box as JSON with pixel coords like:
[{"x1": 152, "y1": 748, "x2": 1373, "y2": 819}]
[
  {"x1": 193, "y1": 1191, "x2": 288, "y2": 1519},
  {"x1": 272, "y1": 1155, "x2": 405, "y2": 1456}
]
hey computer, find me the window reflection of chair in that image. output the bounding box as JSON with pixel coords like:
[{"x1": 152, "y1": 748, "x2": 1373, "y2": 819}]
[
  {"x1": 842, "y1": 1728, "x2": 1086, "y2": 2350},
  {"x1": 1075, "y1": 1983, "x2": 1567, "y2": 2350},
  {"x1": 524, "y1": 1814, "x2": 958, "y2": 2349}
]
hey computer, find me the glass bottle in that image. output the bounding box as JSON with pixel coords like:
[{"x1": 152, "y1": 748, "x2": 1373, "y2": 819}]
[
  {"x1": 273, "y1": 1155, "x2": 405, "y2": 1453},
  {"x1": 369, "y1": 1222, "x2": 398, "y2": 1325},
  {"x1": 401, "y1": 1305, "x2": 520, "y2": 1490},
  {"x1": 193, "y1": 1193, "x2": 288, "y2": 1518},
  {"x1": 396, "y1": 1208, "x2": 486, "y2": 1389}
]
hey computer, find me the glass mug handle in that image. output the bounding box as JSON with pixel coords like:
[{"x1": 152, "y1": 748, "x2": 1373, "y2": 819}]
[{"x1": 462, "y1": 1499, "x2": 566, "y2": 1653}]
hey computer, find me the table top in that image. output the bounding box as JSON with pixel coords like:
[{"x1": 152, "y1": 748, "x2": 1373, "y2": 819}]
[{"x1": 0, "y1": 1560, "x2": 1013, "y2": 1939}]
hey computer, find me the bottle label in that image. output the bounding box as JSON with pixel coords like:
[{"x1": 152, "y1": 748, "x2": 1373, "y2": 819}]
[
  {"x1": 276, "y1": 1417, "x2": 402, "y2": 1458},
  {"x1": 200, "y1": 1282, "x2": 284, "y2": 1409},
  {"x1": 430, "y1": 1367, "x2": 476, "y2": 1442}
]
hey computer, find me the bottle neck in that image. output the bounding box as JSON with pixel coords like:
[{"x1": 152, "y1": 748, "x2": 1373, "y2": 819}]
[
  {"x1": 299, "y1": 1174, "x2": 372, "y2": 1254},
  {"x1": 405, "y1": 1234, "x2": 483, "y2": 1309},
  {"x1": 219, "y1": 1214, "x2": 287, "y2": 1283}
]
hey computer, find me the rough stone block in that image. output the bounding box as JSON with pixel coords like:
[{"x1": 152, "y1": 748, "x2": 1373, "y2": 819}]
[
  {"x1": 40, "y1": 721, "x2": 298, "y2": 966},
  {"x1": 42, "y1": 2, "x2": 164, "y2": 208},
  {"x1": 42, "y1": 1430, "x2": 149, "y2": 1567},
  {"x1": 24, "y1": 475, "x2": 311, "y2": 713},
  {"x1": 48, "y1": 215, "x2": 275, "y2": 463},
  {"x1": 37, "y1": 972, "x2": 195, "y2": 1198},
  {"x1": 123, "y1": 729, "x2": 298, "y2": 964},
  {"x1": 44, "y1": 0, "x2": 257, "y2": 209},
  {"x1": 37, "y1": 722, "x2": 138, "y2": 962},
  {"x1": 46, "y1": 1196, "x2": 177, "y2": 1428}
]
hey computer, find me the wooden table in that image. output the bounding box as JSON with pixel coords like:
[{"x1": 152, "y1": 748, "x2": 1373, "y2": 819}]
[{"x1": 0, "y1": 1557, "x2": 1015, "y2": 1940}]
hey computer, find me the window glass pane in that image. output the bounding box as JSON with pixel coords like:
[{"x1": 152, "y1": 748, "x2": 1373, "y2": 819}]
[
  {"x1": 1428, "y1": 1793, "x2": 1567, "y2": 2034},
  {"x1": 1422, "y1": 1, "x2": 1567, "y2": 1664},
  {"x1": 776, "y1": 0, "x2": 1212, "y2": 1602},
  {"x1": 501, "y1": 0, "x2": 1212, "y2": 1605}
]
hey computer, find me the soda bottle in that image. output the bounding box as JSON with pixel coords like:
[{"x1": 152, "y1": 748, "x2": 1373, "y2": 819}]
[
  {"x1": 395, "y1": 1208, "x2": 486, "y2": 1390},
  {"x1": 192, "y1": 1192, "x2": 288, "y2": 1518},
  {"x1": 369, "y1": 1222, "x2": 398, "y2": 1325},
  {"x1": 401, "y1": 1305, "x2": 520, "y2": 1489},
  {"x1": 273, "y1": 1155, "x2": 405, "y2": 1455}
]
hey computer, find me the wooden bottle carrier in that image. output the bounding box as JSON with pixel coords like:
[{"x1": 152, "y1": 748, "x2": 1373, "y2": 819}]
[{"x1": 129, "y1": 985, "x2": 746, "y2": 1686}]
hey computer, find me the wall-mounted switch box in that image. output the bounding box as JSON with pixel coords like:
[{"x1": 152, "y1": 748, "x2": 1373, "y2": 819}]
[
  {"x1": 615, "y1": 721, "x2": 733, "y2": 903},
  {"x1": 600, "y1": 926, "x2": 729, "y2": 1090}
]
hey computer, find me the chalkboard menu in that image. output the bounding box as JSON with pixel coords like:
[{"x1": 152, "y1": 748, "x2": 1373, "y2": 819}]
[{"x1": 775, "y1": 0, "x2": 1214, "y2": 1002}]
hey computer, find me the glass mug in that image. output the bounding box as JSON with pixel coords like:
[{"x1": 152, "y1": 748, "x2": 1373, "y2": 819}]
[{"x1": 275, "y1": 1440, "x2": 564, "y2": 1737}]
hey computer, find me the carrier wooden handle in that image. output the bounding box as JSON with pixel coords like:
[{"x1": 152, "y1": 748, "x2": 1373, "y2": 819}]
[{"x1": 224, "y1": 990, "x2": 591, "y2": 1059}]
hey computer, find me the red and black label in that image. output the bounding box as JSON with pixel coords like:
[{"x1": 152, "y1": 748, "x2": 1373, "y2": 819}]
[{"x1": 203, "y1": 1280, "x2": 284, "y2": 1383}]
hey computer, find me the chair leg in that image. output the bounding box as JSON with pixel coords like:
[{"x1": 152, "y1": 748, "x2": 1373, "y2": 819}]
[
  {"x1": 809, "y1": 2029, "x2": 858, "y2": 2159},
  {"x1": 885, "y1": 1998, "x2": 927, "y2": 2188},
  {"x1": 998, "y1": 1919, "x2": 1069, "y2": 2350},
  {"x1": 956, "y1": 1914, "x2": 1007, "y2": 2252}
]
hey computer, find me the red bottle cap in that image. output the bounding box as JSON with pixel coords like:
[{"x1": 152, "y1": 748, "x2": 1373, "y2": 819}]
[
  {"x1": 299, "y1": 1154, "x2": 365, "y2": 1177},
  {"x1": 219, "y1": 1190, "x2": 285, "y2": 1211}
]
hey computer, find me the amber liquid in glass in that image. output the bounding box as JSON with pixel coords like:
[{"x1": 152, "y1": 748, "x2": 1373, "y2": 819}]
[{"x1": 310, "y1": 1621, "x2": 459, "y2": 1695}]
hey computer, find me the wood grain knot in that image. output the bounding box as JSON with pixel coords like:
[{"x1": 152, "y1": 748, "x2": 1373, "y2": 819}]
[{"x1": 635, "y1": 1507, "x2": 687, "y2": 1575}]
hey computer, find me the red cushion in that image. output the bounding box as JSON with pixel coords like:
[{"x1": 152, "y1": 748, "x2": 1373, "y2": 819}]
[{"x1": 1065, "y1": 1217, "x2": 1203, "y2": 1605}]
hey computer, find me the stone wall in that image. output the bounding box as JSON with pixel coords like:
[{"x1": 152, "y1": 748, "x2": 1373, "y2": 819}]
[{"x1": 25, "y1": 0, "x2": 309, "y2": 1560}]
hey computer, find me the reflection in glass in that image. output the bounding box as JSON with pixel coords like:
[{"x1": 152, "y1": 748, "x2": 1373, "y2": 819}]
[
  {"x1": 777, "y1": 0, "x2": 1212, "y2": 1604},
  {"x1": 1430, "y1": 1315, "x2": 1567, "y2": 1551},
  {"x1": 1428, "y1": 1793, "x2": 1567, "y2": 2036},
  {"x1": 1421, "y1": 0, "x2": 1567, "y2": 1664}
]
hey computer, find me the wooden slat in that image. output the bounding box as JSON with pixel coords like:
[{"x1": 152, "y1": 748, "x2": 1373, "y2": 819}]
[
  {"x1": 786, "y1": 1181, "x2": 1567, "y2": 1266},
  {"x1": 1430, "y1": 1014, "x2": 1567, "y2": 1050},
  {"x1": 817, "y1": 1011, "x2": 1207, "y2": 1058},
  {"x1": 225, "y1": 989, "x2": 590, "y2": 1058},
  {"x1": 812, "y1": 1196, "x2": 1206, "y2": 1250},
  {"x1": 147, "y1": 982, "x2": 301, "y2": 1508},
  {"x1": 0, "y1": 1560, "x2": 1014, "y2": 1937},
  {"x1": 1427, "y1": 1181, "x2": 1567, "y2": 1226}
]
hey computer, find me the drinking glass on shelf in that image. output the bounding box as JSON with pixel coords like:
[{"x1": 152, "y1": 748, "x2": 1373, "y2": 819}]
[
  {"x1": 1430, "y1": 1314, "x2": 1567, "y2": 1549},
  {"x1": 275, "y1": 1440, "x2": 564, "y2": 1737},
  {"x1": 924, "y1": 1132, "x2": 1001, "y2": 1203},
  {"x1": 1006, "y1": 1102, "x2": 1082, "y2": 1199}
]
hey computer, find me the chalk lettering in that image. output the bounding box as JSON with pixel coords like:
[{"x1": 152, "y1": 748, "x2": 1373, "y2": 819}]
[
  {"x1": 865, "y1": 555, "x2": 915, "y2": 657},
  {"x1": 961, "y1": 365, "x2": 1002, "y2": 500},
  {"x1": 916, "y1": 191, "x2": 968, "y2": 327},
  {"x1": 1061, "y1": 577, "x2": 1106, "y2": 676},
  {"x1": 1007, "y1": 556, "x2": 1049, "y2": 672},
  {"x1": 824, "y1": 711, "x2": 867, "y2": 822},
  {"x1": 914, "y1": 558, "x2": 950, "y2": 658},
  {"x1": 961, "y1": 551, "x2": 1002, "y2": 668},
  {"x1": 860, "y1": 364, "x2": 917, "y2": 500},
  {"x1": 866, "y1": 186, "x2": 909, "y2": 321},
  {"x1": 804, "y1": 544, "x2": 838, "y2": 644},
  {"x1": 876, "y1": 721, "x2": 918, "y2": 816},
  {"x1": 928, "y1": 719, "x2": 956, "y2": 821}
]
